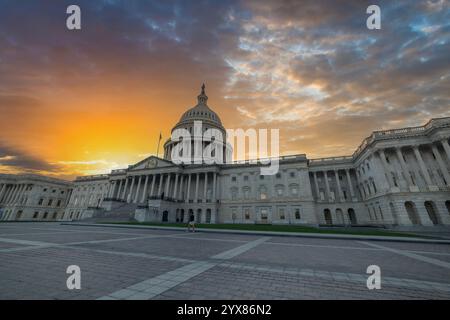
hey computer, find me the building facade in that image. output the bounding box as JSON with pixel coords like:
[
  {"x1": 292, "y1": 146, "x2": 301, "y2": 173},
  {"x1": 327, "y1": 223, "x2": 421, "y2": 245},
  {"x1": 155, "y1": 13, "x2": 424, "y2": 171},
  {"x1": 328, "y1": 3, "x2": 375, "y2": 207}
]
[
  {"x1": 0, "y1": 174, "x2": 72, "y2": 221},
  {"x1": 1, "y1": 87, "x2": 450, "y2": 228}
]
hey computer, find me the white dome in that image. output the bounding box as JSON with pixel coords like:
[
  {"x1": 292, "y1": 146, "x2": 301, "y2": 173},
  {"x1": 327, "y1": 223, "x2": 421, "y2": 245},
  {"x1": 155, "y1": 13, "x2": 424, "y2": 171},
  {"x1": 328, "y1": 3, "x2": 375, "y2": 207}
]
[{"x1": 176, "y1": 84, "x2": 223, "y2": 128}]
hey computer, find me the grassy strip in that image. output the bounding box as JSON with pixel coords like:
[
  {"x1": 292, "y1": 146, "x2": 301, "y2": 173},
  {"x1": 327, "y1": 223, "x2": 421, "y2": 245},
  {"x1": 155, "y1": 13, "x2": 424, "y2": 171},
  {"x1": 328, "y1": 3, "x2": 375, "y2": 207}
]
[{"x1": 103, "y1": 221, "x2": 423, "y2": 238}]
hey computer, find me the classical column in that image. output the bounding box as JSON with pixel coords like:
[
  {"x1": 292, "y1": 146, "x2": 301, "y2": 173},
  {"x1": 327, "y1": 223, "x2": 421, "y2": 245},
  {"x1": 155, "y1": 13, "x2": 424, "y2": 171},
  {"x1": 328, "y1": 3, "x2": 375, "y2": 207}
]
[
  {"x1": 413, "y1": 145, "x2": 437, "y2": 190},
  {"x1": 127, "y1": 176, "x2": 136, "y2": 203},
  {"x1": 334, "y1": 170, "x2": 344, "y2": 202},
  {"x1": 441, "y1": 138, "x2": 450, "y2": 161},
  {"x1": 134, "y1": 175, "x2": 142, "y2": 203},
  {"x1": 7, "y1": 185, "x2": 18, "y2": 204},
  {"x1": 150, "y1": 175, "x2": 156, "y2": 197},
  {"x1": 395, "y1": 147, "x2": 414, "y2": 188},
  {"x1": 178, "y1": 175, "x2": 184, "y2": 200},
  {"x1": 212, "y1": 172, "x2": 217, "y2": 201},
  {"x1": 164, "y1": 173, "x2": 171, "y2": 197},
  {"x1": 173, "y1": 173, "x2": 179, "y2": 199},
  {"x1": 3, "y1": 186, "x2": 12, "y2": 204},
  {"x1": 431, "y1": 144, "x2": 450, "y2": 186},
  {"x1": 141, "y1": 175, "x2": 149, "y2": 203},
  {"x1": 3, "y1": 185, "x2": 12, "y2": 204},
  {"x1": 186, "y1": 174, "x2": 192, "y2": 203},
  {"x1": 157, "y1": 174, "x2": 163, "y2": 197},
  {"x1": 203, "y1": 172, "x2": 208, "y2": 201},
  {"x1": 378, "y1": 149, "x2": 394, "y2": 189},
  {"x1": 12, "y1": 184, "x2": 23, "y2": 204},
  {"x1": 107, "y1": 181, "x2": 114, "y2": 198},
  {"x1": 195, "y1": 173, "x2": 199, "y2": 202},
  {"x1": 121, "y1": 178, "x2": 128, "y2": 200},
  {"x1": 345, "y1": 169, "x2": 356, "y2": 201},
  {"x1": 17, "y1": 184, "x2": 27, "y2": 204},
  {"x1": 312, "y1": 172, "x2": 320, "y2": 201},
  {"x1": 116, "y1": 180, "x2": 123, "y2": 199},
  {"x1": 0, "y1": 183, "x2": 6, "y2": 203},
  {"x1": 323, "y1": 171, "x2": 332, "y2": 202}
]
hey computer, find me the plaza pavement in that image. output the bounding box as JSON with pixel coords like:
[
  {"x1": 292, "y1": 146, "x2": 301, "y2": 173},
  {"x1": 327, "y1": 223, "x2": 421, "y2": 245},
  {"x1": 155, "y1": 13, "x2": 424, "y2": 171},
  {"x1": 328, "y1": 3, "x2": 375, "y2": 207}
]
[{"x1": 0, "y1": 222, "x2": 449, "y2": 300}]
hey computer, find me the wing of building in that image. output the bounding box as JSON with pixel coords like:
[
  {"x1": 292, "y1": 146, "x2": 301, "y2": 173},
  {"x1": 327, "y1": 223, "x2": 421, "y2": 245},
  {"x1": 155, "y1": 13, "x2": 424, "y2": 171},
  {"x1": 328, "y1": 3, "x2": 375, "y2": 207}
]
[{"x1": 1, "y1": 86, "x2": 450, "y2": 229}]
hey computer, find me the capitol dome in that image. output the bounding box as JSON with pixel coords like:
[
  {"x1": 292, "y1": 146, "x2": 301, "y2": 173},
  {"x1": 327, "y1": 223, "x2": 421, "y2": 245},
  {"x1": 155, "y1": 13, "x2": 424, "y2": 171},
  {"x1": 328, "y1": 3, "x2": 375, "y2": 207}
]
[
  {"x1": 175, "y1": 84, "x2": 223, "y2": 129},
  {"x1": 163, "y1": 84, "x2": 232, "y2": 163}
]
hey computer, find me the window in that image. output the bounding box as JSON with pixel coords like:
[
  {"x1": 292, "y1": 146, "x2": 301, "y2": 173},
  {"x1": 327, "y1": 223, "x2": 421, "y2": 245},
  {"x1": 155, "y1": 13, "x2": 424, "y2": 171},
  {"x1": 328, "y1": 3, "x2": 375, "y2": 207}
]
[
  {"x1": 43, "y1": 188, "x2": 47, "y2": 192},
  {"x1": 231, "y1": 176, "x2": 236, "y2": 182},
  {"x1": 391, "y1": 172, "x2": 398, "y2": 187},
  {"x1": 244, "y1": 208, "x2": 250, "y2": 220},
  {"x1": 372, "y1": 181, "x2": 377, "y2": 193},
  {"x1": 61, "y1": 191, "x2": 65, "y2": 194},
  {"x1": 231, "y1": 188, "x2": 238, "y2": 200},
  {"x1": 276, "y1": 173, "x2": 281, "y2": 179},
  {"x1": 243, "y1": 175, "x2": 249, "y2": 181},
  {"x1": 33, "y1": 212, "x2": 39, "y2": 219},
  {"x1": 43, "y1": 212, "x2": 48, "y2": 219},
  {"x1": 52, "y1": 189, "x2": 56, "y2": 193},
  {"x1": 290, "y1": 184, "x2": 299, "y2": 196},
  {"x1": 242, "y1": 187, "x2": 250, "y2": 200},
  {"x1": 278, "y1": 208, "x2": 285, "y2": 220},
  {"x1": 295, "y1": 209, "x2": 301, "y2": 220},
  {"x1": 48, "y1": 199, "x2": 53, "y2": 206},
  {"x1": 290, "y1": 172, "x2": 296, "y2": 178},
  {"x1": 57, "y1": 200, "x2": 62, "y2": 207},
  {"x1": 259, "y1": 186, "x2": 268, "y2": 200},
  {"x1": 38, "y1": 198, "x2": 43, "y2": 205},
  {"x1": 231, "y1": 208, "x2": 237, "y2": 221},
  {"x1": 275, "y1": 185, "x2": 284, "y2": 197}
]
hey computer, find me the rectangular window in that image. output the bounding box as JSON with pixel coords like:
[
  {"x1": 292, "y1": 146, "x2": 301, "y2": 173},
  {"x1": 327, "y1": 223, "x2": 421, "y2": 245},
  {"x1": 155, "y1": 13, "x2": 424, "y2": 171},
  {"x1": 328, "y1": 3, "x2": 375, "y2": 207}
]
[
  {"x1": 279, "y1": 208, "x2": 285, "y2": 220},
  {"x1": 244, "y1": 208, "x2": 250, "y2": 220},
  {"x1": 295, "y1": 209, "x2": 301, "y2": 220}
]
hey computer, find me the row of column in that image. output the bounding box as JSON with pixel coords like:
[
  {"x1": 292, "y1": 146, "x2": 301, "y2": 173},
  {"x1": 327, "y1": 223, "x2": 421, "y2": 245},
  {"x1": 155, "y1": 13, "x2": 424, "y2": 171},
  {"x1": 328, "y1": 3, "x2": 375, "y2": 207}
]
[
  {"x1": 311, "y1": 169, "x2": 355, "y2": 203},
  {"x1": 377, "y1": 140, "x2": 450, "y2": 191},
  {"x1": 0, "y1": 183, "x2": 28, "y2": 206},
  {"x1": 107, "y1": 172, "x2": 218, "y2": 204}
]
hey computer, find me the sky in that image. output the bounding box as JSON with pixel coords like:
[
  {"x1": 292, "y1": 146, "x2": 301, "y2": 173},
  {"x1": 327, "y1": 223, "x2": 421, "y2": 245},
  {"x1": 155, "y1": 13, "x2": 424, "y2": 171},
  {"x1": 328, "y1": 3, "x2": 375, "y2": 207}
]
[{"x1": 0, "y1": 0, "x2": 449, "y2": 180}]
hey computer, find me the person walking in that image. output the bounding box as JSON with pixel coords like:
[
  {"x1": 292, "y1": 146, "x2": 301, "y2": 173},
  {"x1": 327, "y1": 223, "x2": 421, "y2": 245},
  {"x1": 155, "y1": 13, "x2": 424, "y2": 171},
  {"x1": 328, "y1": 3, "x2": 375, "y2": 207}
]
[{"x1": 187, "y1": 212, "x2": 196, "y2": 232}]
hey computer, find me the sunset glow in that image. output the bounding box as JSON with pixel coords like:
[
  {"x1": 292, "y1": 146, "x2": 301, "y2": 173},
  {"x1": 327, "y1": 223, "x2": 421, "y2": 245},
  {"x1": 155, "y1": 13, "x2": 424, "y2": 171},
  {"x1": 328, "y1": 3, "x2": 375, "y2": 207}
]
[{"x1": 0, "y1": 0, "x2": 449, "y2": 179}]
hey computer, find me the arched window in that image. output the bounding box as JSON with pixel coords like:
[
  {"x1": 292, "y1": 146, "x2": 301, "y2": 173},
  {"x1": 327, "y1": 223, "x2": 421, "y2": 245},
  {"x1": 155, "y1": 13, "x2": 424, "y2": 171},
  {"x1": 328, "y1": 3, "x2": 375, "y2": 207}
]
[
  {"x1": 324, "y1": 209, "x2": 332, "y2": 225},
  {"x1": 404, "y1": 201, "x2": 421, "y2": 225},
  {"x1": 424, "y1": 201, "x2": 440, "y2": 225}
]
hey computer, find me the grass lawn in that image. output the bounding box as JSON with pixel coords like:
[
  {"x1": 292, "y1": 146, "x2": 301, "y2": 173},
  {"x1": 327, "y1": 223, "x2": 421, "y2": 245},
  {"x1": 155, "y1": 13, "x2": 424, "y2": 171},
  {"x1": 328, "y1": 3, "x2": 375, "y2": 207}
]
[{"x1": 103, "y1": 221, "x2": 424, "y2": 238}]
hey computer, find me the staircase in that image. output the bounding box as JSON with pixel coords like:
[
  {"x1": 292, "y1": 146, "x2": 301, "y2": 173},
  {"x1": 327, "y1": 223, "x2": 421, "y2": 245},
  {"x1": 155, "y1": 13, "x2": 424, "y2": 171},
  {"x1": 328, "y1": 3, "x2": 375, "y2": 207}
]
[{"x1": 82, "y1": 202, "x2": 138, "y2": 223}]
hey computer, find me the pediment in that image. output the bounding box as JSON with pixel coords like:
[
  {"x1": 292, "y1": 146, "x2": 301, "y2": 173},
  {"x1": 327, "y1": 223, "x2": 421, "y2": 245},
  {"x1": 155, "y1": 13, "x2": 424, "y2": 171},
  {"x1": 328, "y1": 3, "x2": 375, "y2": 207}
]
[{"x1": 128, "y1": 156, "x2": 174, "y2": 171}]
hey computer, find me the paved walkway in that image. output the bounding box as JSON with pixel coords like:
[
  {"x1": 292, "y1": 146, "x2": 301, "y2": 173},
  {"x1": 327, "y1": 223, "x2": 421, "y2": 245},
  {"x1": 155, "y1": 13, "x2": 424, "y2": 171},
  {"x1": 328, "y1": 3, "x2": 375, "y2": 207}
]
[{"x1": 1, "y1": 222, "x2": 450, "y2": 299}]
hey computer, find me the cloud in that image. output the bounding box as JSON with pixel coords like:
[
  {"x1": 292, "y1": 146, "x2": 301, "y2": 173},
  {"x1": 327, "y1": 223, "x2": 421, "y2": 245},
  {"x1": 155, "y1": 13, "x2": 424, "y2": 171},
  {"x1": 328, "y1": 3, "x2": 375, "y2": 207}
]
[
  {"x1": 0, "y1": 142, "x2": 60, "y2": 172},
  {"x1": 0, "y1": 0, "x2": 449, "y2": 178}
]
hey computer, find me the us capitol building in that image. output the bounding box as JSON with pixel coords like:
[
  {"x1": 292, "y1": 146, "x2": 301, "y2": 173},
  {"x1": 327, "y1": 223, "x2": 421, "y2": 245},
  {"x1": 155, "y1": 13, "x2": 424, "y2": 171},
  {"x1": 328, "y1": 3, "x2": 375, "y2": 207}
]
[{"x1": 1, "y1": 86, "x2": 450, "y2": 229}]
